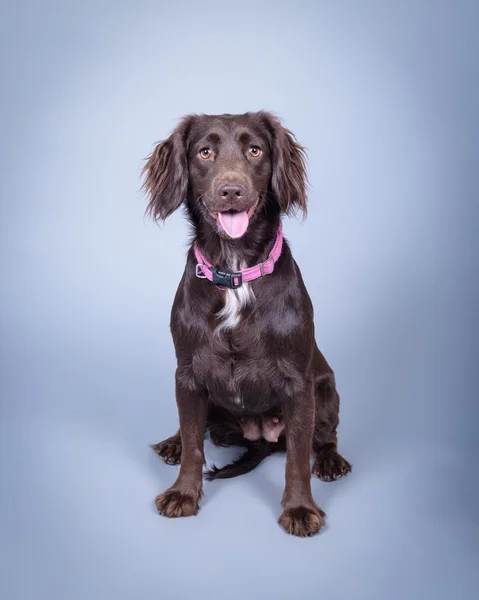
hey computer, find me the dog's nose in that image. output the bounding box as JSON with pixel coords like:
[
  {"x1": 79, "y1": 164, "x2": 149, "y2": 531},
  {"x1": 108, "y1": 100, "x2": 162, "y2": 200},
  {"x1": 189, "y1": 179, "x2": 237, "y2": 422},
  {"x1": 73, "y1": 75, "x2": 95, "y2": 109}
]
[{"x1": 217, "y1": 183, "x2": 245, "y2": 201}]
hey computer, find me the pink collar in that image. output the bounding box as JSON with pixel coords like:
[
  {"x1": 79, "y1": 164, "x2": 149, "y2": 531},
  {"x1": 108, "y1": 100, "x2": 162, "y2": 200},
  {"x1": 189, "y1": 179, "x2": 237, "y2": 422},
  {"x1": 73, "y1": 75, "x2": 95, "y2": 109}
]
[{"x1": 194, "y1": 222, "x2": 283, "y2": 289}]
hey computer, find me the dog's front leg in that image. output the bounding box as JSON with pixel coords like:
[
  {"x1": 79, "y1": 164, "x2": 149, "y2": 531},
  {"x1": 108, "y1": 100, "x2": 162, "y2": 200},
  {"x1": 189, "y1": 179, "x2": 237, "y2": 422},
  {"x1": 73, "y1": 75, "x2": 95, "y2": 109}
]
[
  {"x1": 155, "y1": 375, "x2": 207, "y2": 518},
  {"x1": 279, "y1": 380, "x2": 325, "y2": 537}
]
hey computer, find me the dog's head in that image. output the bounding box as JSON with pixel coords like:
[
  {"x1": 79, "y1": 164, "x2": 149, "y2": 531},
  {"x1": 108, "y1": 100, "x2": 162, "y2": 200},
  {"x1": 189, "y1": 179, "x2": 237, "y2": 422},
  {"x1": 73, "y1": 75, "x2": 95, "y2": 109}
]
[{"x1": 142, "y1": 112, "x2": 307, "y2": 239}]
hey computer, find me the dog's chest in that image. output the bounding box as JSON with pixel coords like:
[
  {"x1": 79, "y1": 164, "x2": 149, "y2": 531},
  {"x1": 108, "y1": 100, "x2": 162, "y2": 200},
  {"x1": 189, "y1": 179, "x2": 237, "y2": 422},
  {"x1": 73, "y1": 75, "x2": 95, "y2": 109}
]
[
  {"x1": 203, "y1": 310, "x2": 281, "y2": 412},
  {"x1": 215, "y1": 285, "x2": 254, "y2": 332},
  {"x1": 174, "y1": 250, "x2": 306, "y2": 411}
]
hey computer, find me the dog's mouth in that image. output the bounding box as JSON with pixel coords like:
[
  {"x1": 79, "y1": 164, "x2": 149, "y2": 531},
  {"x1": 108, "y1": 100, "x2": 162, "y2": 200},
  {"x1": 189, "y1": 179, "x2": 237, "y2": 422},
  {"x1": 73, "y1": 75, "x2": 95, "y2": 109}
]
[{"x1": 210, "y1": 201, "x2": 258, "y2": 239}]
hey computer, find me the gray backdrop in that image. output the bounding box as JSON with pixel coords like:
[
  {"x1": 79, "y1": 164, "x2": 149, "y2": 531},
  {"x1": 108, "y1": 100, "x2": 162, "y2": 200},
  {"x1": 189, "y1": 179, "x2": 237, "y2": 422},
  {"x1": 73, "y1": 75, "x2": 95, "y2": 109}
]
[{"x1": 1, "y1": 1, "x2": 477, "y2": 599}]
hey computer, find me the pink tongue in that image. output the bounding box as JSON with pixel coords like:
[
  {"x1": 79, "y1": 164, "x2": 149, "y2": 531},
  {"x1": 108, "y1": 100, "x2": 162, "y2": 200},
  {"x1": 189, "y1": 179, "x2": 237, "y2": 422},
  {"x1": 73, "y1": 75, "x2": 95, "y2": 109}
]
[{"x1": 217, "y1": 211, "x2": 249, "y2": 238}]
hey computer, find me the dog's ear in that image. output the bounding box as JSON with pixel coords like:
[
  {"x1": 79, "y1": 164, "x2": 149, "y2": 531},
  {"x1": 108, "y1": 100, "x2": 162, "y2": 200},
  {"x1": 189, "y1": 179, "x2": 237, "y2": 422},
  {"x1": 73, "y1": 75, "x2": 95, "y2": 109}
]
[
  {"x1": 142, "y1": 117, "x2": 193, "y2": 221},
  {"x1": 259, "y1": 112, "x2": 308, "y2": 216}
]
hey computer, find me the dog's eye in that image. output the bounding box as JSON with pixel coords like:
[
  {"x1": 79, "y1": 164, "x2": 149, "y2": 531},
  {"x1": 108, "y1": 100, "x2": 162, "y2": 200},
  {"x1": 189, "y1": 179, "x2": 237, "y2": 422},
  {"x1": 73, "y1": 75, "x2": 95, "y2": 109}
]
[
  {"x1": 199, "y1": 147, "x2": 212, "y2": 159},
  {"x1": 249, "y1": 146, "x2": 262, "y2": 158}
]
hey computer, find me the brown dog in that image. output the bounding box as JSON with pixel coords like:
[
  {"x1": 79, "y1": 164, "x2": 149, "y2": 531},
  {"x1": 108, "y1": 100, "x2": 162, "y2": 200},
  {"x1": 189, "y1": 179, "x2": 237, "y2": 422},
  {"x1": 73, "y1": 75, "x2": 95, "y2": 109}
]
[{"x1": 143, "y1": 112, "x2": 351, "y2": 537}]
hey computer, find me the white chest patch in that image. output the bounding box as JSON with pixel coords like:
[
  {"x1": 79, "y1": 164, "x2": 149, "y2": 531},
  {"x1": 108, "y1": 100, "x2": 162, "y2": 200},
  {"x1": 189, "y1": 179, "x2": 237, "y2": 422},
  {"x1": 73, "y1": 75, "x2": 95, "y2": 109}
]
[{"x1": 215, "y1": 258, "x2": 255, "y2": 332}]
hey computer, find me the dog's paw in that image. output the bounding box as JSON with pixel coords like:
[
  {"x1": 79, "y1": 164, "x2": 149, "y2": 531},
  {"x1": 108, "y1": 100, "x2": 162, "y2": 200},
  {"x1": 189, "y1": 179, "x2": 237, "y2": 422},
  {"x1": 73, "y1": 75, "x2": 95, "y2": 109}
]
[
  {"x1": 312, "y1": 449, "x2": 351, "y2": 482},
  {"x1": 151, "y1": 436, "x2": 182, "y2": 465},
  {"x1": 278, "y1": 505, "x2": 325, "y2": 537},
  {"x1": 155, "y1": 488, "x2": 200, "y2": 518}
]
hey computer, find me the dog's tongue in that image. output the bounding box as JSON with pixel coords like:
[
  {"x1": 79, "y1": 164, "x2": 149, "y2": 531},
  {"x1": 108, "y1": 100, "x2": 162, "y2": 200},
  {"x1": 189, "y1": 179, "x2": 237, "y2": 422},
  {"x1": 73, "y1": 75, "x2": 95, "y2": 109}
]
[{"x1": 217, "y1": 211, "x2": 249, "y2": 238}]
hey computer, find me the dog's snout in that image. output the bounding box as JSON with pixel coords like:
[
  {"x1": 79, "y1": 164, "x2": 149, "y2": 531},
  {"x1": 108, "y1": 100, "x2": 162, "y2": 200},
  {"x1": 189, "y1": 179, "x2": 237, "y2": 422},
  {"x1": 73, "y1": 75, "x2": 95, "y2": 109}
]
[{"x1": 217, "y1": 183, "x2": 245, "y2": 200}]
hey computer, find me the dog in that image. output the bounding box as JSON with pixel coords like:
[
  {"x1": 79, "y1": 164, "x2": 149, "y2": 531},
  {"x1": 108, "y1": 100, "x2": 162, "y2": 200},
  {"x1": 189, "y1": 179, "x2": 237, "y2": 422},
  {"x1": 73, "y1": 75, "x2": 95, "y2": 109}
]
[{"x1": 143, "y1": 111, "x2": 351, "y2": 537}]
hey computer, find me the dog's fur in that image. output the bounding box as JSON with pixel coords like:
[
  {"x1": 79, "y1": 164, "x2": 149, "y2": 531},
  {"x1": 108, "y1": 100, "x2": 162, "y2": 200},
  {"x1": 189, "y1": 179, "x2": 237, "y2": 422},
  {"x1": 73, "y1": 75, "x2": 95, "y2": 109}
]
[{"x1": 144, "y1": 112, "x2": 351, "y2": 537}]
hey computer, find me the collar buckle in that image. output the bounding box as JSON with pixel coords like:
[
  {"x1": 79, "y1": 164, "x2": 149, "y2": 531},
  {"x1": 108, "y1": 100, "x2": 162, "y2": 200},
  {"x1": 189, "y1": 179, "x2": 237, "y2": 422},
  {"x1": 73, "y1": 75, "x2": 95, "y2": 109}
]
[{"x1": 211, "y1": 267, "x2": 243, "y2": 289}]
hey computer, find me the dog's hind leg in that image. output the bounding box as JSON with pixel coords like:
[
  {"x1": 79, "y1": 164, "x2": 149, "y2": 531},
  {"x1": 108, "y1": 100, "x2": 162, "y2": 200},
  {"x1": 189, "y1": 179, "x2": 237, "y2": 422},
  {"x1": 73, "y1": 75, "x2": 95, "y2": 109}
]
[
  {"x1": 151, "y1": 429, "x2": 182, "y2": 465},
  {"x1": 311, "y1": 352, "x2": 352, "y2": 482},
  {"x1": 151, "y1": 404, "x2": 227, "y2": 465}
]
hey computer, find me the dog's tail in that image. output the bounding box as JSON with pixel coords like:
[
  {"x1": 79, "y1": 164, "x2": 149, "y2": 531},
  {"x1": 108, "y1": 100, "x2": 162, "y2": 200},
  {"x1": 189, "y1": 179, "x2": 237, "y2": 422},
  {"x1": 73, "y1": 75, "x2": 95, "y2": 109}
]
[{"x1": 204, "y1": 441, "x2": 273, "y2": 480}]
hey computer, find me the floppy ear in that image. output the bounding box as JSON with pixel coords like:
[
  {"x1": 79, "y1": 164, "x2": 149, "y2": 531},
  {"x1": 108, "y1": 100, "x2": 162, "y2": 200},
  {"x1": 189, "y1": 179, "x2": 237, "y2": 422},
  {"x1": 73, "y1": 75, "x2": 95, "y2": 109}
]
[
  {"x1": 142, "y1": 117, "x2": 192, "y2": 221},
  {"x1": 260, "y1": 112, "x2": 308, "y2": 216}
]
